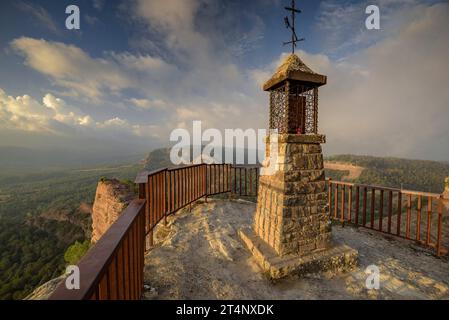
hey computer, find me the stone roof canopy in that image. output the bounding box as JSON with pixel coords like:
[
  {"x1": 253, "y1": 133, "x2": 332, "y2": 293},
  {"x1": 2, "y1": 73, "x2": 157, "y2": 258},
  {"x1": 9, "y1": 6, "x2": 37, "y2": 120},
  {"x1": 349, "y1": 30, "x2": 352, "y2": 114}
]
[{"x1": 263, "y1": 54, "x2": 327, "y2": 91}]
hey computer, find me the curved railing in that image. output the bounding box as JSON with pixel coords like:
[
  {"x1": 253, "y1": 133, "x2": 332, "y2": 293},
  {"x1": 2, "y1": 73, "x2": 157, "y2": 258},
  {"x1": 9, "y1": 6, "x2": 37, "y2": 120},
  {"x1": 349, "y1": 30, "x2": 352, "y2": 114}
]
[
  {"x1": 49, "y1": 165, "x2": 447, "y2": 300},
  {"x1": 135, "y1": 164, "x2": 260, "y2": 246},
  {"x1": 50, "y1": 164, "x2": 259, "y2": 300},
  {"x1": 328, "y1": 179, "x2": 448, "y2": 257}
]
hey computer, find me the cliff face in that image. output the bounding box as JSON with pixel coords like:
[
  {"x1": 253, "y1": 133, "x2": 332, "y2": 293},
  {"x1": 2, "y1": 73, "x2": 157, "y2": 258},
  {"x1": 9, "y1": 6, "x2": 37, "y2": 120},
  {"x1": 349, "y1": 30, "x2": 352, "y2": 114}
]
[
  {"x1": 91, "y1": 179, "x2": 135, "y2": 243},
  {"x1": 26, "y1": 178, "x2": 135, "y2": 300}
]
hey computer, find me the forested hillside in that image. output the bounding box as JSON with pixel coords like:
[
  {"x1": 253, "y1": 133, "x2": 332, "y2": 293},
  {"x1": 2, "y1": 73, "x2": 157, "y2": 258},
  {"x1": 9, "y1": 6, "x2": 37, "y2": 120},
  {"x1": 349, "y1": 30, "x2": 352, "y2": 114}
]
[
  {"x1": 0, "y1": 163, "x2": 142, "y2": 299},
  {"x1": 1, "y1": 150, "x2": 448, "y2": 299},
  {"x1": 325, "y1": 155, "x2": 449, "y2": 193},
  {"x1": 143, "y1": 149, "x2": 449, "y2": 194}
]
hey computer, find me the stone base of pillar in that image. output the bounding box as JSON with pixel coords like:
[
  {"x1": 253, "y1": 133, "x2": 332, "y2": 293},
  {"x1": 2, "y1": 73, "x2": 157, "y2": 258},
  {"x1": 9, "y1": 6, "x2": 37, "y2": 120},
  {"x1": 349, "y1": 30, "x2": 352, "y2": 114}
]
[
  {"x1": 239, "y1": 227, "x2": 358, "y2": 280},
  {"x1": 241, "y1": 133, "x2": 358, "y2": 279}
]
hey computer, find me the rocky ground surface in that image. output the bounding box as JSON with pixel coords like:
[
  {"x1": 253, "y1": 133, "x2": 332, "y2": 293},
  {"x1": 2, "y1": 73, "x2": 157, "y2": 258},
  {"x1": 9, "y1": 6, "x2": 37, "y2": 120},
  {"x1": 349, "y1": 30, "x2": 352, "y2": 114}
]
[
  {"x1": 143, "y1": 199, "x2": 449, "y2": 300},
  {"x1": 24, "y1": 276, "x2": 65, "y2": 300}
]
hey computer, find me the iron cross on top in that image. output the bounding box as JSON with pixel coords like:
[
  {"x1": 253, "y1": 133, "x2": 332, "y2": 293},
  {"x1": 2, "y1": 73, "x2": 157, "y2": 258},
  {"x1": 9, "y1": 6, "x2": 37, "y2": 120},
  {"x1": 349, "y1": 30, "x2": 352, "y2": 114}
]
[{"x1": 283, "y1": 0, "x2": 305, "y2": 53}]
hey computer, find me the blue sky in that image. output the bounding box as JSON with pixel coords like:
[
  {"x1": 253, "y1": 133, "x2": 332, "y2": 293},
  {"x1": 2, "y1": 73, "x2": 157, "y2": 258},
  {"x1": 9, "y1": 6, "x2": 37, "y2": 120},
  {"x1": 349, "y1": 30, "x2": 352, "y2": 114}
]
[{"x1": 0, "y1": 0, "x2": 448, "y2": 161}]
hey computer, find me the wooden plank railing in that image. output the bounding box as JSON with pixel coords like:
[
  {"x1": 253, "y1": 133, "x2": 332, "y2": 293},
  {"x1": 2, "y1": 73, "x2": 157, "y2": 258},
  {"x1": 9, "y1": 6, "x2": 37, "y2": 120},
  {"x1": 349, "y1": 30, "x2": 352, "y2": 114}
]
[
  {"x1": 328, "y1": 179, "x2": 448, "y2": 257},
  {"x1": 49, "y1": 199, "x2": 146, "y2": 300}
]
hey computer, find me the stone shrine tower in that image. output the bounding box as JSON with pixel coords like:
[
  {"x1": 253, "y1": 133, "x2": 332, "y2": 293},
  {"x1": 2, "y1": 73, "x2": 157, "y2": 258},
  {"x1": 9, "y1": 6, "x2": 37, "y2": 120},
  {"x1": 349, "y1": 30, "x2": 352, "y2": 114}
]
[{"x1": 239, "y1": 54, "x2": 358, "y2": 279}]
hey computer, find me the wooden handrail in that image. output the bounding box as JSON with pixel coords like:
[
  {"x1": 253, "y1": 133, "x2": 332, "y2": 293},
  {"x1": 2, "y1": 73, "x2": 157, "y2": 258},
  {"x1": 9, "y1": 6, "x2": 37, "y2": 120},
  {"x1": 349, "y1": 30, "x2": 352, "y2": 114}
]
[
  {"x1": 49, "y1": 166, "x2": 447, "y2": 300},
  {"x1": 49, "y1": 199, "x2": 146, "y2": 300}
]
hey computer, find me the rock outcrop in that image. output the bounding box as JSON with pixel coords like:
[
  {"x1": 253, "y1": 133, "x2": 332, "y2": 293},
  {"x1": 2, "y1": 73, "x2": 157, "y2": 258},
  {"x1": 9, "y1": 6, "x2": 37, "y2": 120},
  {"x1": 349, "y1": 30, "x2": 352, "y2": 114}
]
[
  {"x1": 26, "y1": 178, "x2": 135, "y2": 300},
  {"x1": 91, "y1": 179, "x2": 135, "y2": 243},
  {"x1": 24, "y1": 276, "x2": 65, "y2": 300}
]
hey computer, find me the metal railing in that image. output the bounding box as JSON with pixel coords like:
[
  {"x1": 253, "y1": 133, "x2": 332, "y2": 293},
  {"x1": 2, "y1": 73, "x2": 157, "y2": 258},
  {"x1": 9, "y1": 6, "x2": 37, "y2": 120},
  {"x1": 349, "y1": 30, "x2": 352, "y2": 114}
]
[
  {"x1": 328, "y1": 179, "x2": 448, "y2": 257},
  {"x1": 135, "y1": 164, "x2": 260, "y2": 246},
  {"x1": 49, "y1": 199, "x2": 146, "y2": 300},
  {"x1": 49, "y1": 165, "x2": 448, "y2": 300}
]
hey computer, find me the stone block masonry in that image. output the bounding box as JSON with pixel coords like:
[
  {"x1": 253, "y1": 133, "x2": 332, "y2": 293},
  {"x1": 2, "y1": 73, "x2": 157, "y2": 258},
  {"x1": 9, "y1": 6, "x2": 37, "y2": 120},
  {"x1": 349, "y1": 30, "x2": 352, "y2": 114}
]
[
  {"x1": 239, "y1": 53, "x2": 357, "y2": 279},
  {"x1": 239, "y1": 227, "x2": 358, "y2": 279},
  {"x1": 239, "y1": 134, "x2": 358, "y2": 279},
  {"x1": 253, "y1": 134, "x2": 331, "y2": 257}
]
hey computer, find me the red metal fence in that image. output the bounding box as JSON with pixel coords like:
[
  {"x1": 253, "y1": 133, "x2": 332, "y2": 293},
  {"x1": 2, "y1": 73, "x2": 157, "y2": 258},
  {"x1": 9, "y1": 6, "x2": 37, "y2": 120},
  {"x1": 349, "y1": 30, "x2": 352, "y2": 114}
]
[
  {"x1": 49, "y1": 165, "x2": 448, "y2": 300},
  {"x1": 328, "y1": 179, "x2": 448, "y2": 257},
  {"x1": 49, "y1": 199, "x2": 146, "y2": 300},
  {"x1": 135, "y1": 164, "x2": 260, "y2": 246}
]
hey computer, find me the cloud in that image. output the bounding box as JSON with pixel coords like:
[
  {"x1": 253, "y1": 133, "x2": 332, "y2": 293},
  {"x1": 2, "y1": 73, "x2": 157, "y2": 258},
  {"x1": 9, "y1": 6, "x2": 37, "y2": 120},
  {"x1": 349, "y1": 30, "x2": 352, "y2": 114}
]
[
  {"x1": 16, "y1": 2, "x2": 60, "y2": 35},
  {"x1": 129, "y1": 0, "x2": 267, "y2": 129},
  {"x1": 10, "y1": 1, "x2": 269, "y2": 138},
  {"x1": 301, "y1": 2, "x2": 449, "y2": 160},
  {"x1": 9, "y1": 32, "x2": 265, "y2": 145},
  {"x1": 7, "y1": 0, "x2": 448, "y2": 162},
  {"x1": 85, "y1": 14, "x2": 100, "y2": 26},
  {"x1": 11, "y1": 37, "x2": 174, "y2": 102},
  {"x1": 92, "y1": 0, "x2": 105, "y2": 11},
  {"x1": 129, "y1": 98, "x2": 167, "y2": 109},
  {"x1": 315, "y1": 0, "x2": 434, "y2": 57},
  {"x1": 11, "y1": 37, "x2": 130, "y2": 100},
  {"x1": 0, "y1": 89, "x2": 52, "y2": 132},
  {"x1": 0, "y1": 87, "x2": 160, "y2": 141}
]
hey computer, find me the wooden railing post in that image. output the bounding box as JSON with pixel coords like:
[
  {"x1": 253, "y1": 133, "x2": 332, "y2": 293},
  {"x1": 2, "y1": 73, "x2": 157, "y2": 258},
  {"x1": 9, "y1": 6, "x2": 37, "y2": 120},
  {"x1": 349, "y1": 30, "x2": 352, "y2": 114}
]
[
  {"x1": 205, "y1": 165, "x2": 208, "y2": 202},
  {"x1": 362, "y1": 187, "x2": 367, "y2": 226},
  {"x1": 416, "y1": 195, "x2": 422, "y2": 242},
  {"x1": 327, "y1": 178, "x2": 332, "y2": 219},
  {"x1": 379, "y1": 189, "x2": 384, "y2": 232},
  {"x1": 426, "y1": 196, "x2": 432, "y2": 246},
  {"x1": 147, "y1": 174, "x2": 153, "y2": 249},
  {"x1": 164, "y1": 169, "x2": 168, "y2": 226},
  {"x1": 436, "y1": 197, "x2": 443, "y2": 256},
  {"x1": 334, "y1": 184, "x2": 338, "y2": 219},
  {"x1": 355, "y1": 186, "x2": 360, "y2": 225},
  {"x1": 397, "y1": 191, "x2": 402, "y2": 236},
  {"x1": 348, "y1": 185, "x2": 352, "y2": 224},
  {"x1": 387, "y1": 190, "x2": 392, "y2": 233},
  {"x1": 370, "y1": 188, "x2": 375, "y2": 229},
  {"x1": 340, "y1": 185, "x2": 345, "y2": 226},
  {"x1": 406, "y1": 194, "x2": 412, "y2": 239}
]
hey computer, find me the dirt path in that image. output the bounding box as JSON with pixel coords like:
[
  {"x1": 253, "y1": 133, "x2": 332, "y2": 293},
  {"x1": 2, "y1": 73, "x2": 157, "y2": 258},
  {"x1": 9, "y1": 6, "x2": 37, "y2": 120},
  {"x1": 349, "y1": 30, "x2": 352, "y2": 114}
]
[
  {"x1": 143, "y1": 199, "x2": 449, "y2": 300},
  {"x1": 324, "y1": 162, "x2": 364, "y2": 180}
]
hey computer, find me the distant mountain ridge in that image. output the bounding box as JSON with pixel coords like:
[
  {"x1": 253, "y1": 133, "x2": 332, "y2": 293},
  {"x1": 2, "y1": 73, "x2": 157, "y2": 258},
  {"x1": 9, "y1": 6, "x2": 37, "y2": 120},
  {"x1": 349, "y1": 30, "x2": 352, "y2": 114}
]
[
  {"x1": 1, "y1": 149, "x2": 448, "y2": 299},
  {"x1": 325, "y1": 154, "x2": 449, "y2": 193},
  {"x1": 143, "y1": 146, "x2": 263, "y2": 171},
  {"x1": 0, "y1": 146, "x2": 144, "y2": 173},
  {"x1": 143, "y1": 148, "x2": 449, "y2": 194}
]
